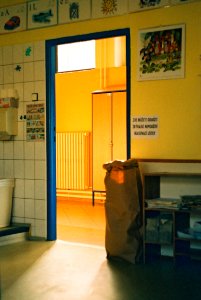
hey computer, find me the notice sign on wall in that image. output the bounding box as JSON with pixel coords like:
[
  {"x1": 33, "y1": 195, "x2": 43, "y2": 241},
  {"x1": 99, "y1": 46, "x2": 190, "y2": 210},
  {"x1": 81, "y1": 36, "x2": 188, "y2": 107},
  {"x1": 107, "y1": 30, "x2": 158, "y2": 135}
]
[
  {"x1": 26, "y1": 103, "x2": 45, "y2": 141},
  {"x1": 131, "y1": 115, "x2": 159, "y2": 138}
]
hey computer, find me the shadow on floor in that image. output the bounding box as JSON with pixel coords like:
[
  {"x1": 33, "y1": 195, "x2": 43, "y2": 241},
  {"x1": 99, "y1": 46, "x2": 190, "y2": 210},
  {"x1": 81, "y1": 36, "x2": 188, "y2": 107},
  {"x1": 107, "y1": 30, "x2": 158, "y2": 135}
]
[{"x1": 1, "y1": 240, "x2": 201, "y2": 300}]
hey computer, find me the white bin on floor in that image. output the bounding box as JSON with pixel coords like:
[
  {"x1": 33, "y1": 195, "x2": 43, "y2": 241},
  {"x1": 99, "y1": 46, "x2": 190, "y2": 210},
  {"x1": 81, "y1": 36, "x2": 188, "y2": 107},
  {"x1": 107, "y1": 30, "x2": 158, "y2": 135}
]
[{"x1": 0, "y1": 178, "x2": 14, "y2": 228}]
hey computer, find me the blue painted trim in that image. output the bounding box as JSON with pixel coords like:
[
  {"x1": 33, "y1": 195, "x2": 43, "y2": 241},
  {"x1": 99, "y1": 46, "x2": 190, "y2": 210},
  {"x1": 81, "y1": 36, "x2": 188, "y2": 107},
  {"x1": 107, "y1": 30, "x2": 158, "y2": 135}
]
[
  {"x1": 46, "y1": 28, "x2": 131, "y2": 241},
  {"x1": 46, "y1": 41, "x2": 57, "y2": 240},
  {"x1": 125, "y1": 30, "x2": 131, "y2": 159}
]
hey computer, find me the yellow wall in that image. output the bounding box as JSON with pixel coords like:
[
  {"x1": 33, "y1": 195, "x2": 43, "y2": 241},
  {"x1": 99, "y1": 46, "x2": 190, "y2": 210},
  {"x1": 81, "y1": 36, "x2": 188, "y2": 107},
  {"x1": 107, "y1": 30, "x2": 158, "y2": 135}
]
[
  {"x1": 55, "y1": 69, "x2": 99, "y2": 132},
  {"x1": 55, "y1": 65, "x2": 126, "y2": 132},
  {"x1": 130, "y1": 4, "x2": 201, "y2": 160},
  {"x1": 0, "y1": 1, "x2": 200, "y2": 159}
]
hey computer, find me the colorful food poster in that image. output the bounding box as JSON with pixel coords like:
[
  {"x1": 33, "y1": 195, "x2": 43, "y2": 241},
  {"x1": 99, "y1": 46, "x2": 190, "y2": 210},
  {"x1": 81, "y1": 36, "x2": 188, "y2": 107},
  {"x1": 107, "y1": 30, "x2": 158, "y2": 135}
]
[
  {"x1": 26, "y1": 103, "x2": 45, "y2": 141},
  {"x1": 92, "y1": 0, "x2": 128, "y2": 19},
  {"x1": 138, "y1": 24, "x2": 185, "y2": 81},
  {"x1": 58, "y1": 0, "x2": 91, "y2": 24},
  {"x1": 0, "y1": 4, "x2": 26, "y2": 34},
  {"x1": 27, "y1": 0, "x2": 57, "y2": 30}
]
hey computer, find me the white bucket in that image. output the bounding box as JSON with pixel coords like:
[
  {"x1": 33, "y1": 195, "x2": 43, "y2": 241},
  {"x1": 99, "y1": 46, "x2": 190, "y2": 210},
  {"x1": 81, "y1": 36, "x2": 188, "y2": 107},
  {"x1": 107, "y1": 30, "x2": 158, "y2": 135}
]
[{"x1": 0, "y1": 179, "x2": 14, "y2": 228}]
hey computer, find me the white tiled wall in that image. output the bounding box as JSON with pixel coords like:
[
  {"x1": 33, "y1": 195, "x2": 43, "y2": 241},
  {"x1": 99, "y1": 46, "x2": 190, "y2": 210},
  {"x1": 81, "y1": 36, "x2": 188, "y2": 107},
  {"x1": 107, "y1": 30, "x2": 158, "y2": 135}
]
[{"x1": 0, "y1": 41, "x2": 47, "y2": 238}]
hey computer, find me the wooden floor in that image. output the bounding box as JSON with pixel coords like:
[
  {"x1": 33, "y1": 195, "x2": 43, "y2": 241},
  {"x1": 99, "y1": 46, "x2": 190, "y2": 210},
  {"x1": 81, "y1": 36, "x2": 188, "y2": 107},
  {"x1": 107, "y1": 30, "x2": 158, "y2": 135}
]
[{"x1": 57, "y1": 197, "x2": 106, "y2": 246}]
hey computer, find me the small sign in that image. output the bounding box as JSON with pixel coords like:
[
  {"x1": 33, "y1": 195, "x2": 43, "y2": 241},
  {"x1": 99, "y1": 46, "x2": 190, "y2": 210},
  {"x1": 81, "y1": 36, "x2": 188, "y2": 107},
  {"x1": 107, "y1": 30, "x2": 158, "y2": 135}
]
[
  {"x1": 131, "y1": 115, "x2": 159, "y2": 138},
  {"x1": 26, "y1": 103, "x2": 45, "y2": 141},
  {"x1": 0, "y1": 4, "x2": 26, "y2": 34},
  {"x1": 27, "y1": 0, "x2": 57, "y2": 30}
]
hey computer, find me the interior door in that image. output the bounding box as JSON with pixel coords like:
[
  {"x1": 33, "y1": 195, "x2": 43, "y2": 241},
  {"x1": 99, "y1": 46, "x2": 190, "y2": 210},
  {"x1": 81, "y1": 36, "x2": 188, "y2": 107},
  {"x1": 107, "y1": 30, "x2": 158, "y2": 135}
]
[
  {"x1": 112, "y1": 91, "x2": 127, "y2": 160},
  {"x1": 92, "y1": 90, "x2": 127, "y2": 192},
  {"x1": 92, "y1": 92, "x2": 112, "y2": 191}
]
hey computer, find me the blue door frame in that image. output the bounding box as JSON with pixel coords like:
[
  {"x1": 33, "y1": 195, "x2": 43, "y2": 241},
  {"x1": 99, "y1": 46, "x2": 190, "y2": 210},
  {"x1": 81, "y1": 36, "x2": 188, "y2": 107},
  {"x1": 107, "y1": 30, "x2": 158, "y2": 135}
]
[{"x1": 46, "y1": 28, "x2": 131, "y2": 241}]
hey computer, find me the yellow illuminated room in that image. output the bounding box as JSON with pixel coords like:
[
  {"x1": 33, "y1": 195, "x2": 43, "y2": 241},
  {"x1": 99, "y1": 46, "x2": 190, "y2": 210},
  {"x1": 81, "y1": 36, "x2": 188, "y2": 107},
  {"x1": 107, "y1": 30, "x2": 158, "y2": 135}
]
[{"x1": 55, "y1": 36, "x2": 127, "y2": 245}]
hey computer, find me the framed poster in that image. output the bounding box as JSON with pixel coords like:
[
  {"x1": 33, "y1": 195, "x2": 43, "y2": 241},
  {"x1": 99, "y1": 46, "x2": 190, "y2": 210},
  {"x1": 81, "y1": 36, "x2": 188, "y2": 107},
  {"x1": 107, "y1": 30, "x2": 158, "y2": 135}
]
[
  {"x1": 138, "y1": 24, "x2": 185, "y2": 81},
  {"x1": 0, "y1": 4, "x2": 26, "y2": 34},
  {"x1": 27, "y1": 0, "x2": 57, "y2": 30}
]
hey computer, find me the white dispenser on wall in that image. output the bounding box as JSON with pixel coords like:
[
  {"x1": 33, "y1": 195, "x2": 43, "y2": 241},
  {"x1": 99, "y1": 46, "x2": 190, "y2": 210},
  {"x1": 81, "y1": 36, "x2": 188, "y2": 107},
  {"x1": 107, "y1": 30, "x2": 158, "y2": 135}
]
[{"x1": 0, "y1": 89, "x2": 18, "y2": 140}]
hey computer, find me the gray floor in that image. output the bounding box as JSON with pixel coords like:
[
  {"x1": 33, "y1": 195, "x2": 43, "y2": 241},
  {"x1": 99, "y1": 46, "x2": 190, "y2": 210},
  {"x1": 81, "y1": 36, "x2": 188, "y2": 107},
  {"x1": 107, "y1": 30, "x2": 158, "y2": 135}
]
[{"x1": 0, "y1": 240, "x2": 201, "y2": 300}]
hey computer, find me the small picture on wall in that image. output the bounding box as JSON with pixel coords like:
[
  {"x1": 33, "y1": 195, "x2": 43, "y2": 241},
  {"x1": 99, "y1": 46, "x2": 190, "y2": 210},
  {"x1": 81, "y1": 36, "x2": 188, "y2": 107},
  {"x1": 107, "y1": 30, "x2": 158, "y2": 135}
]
[{"x1": 138, "y1": 24, "x2": 185, "y2": 81}]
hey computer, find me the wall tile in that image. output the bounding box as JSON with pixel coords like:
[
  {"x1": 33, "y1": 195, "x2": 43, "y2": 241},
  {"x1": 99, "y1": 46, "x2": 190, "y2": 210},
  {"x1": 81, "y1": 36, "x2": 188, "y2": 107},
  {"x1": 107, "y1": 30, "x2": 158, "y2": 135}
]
[
  {"x1": 25, "y1": 160, "x2": 34, "y2": 179},
  {"x1": 34, "y1": 81, "x2": 46, "y2": 100},
  {"x1": 2, "y1": 40, "x2": 47, "y2": 239},
  {"x1": 35, "y1": 160, "x2": 46, "y2": 180},
  {"x1": 25, "y1": 179, "x2": 34, "y2": 198},
  {"x1": 14, "y1": 178, "x2": 25, "y2": 198},
  {"x1": 35, "y1": 199, "x2": 46, "y2": 219},
  {"x1": 35, "y1": 179, "x2": 46, "y2": 199},
  {"x1": 14, "y1": 160, "x2": 25, "y2": 178},
  {"x1": 34, "y1": 61, "x2": 45, "y2": 81},
  {"x1": 3, "y1": 141, "x2": 14, "y2": 159},
  {"x1": 34, "y1": 41, "x2": 45, "y2": 61},
  {"x1": 24, "y1": 141, "x2": 35, "y2": 159},
  {"x1": 13, "y1": 44, "x2": 24, "y2": 63},
  {"x1": 12, "y1": 216, "x2": 25, "y2": 223},
  {"x1": 0, "y1": 160, "x2": 3, "y2": 177},
  {"x1": 14, "y1": 141, "x2": 24, "y2": 159},
  {"x1": 0, "y1": 47, "x2": 3, "y2": 65},
  {"x1": 35, "y1": 219, "x2": 46, "y2": 237},
  {"x1": 15, "y1": 121, "x2": 24, "y2": 141},
  {"x1": 4, "y1": 160, "x2": 14, "y2": 178},
  {"x1": 14, "y1": 82, "x2": 24, "y2": 100},
  {"x1": 25, "y1": 198, "x2": 35, "y2": 218},
  {"x1": 35, "y1": 142, "x2": 46, "y2": 160},
  {"x1": 0, "y1": 142, "x2": 3, "y2": 159},
  {"x1": 3, "y1": 65, "x2": 14, "y2": 84},
  {"x1": 24, "y1": 62, "x2": 34, "y2": 82},
  {"x1": 23, "y1": 81, "x2": 34, "y2": 101},
  {"x1": 17, "y1": 101, "x2": 24, "y2": 120},
  {"x1": 4, "y1": 83, "x2": 13, "y2": 90},
  {"x1": 3, "y1": 46, "x2": 13, "y2": 65},
  {"x1": 0, "y1": 66, "x2": 3, "y2": 84},
  {"x1": 13, "y1": 197, "x2": 25, "y2": 217}
]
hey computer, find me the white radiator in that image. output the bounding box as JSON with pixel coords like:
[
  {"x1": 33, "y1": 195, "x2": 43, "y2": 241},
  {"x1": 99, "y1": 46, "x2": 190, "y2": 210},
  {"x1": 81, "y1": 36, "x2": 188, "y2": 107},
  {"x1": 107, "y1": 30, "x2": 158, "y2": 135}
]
[{"x1": 56, "y1": 132, "x2": 90, "y2": 191}]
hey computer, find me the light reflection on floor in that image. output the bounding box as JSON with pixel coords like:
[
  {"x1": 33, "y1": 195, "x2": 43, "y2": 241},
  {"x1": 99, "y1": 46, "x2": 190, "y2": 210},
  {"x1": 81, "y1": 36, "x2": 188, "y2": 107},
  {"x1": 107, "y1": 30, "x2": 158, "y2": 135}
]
[{"x1": 57, "y1": 198, "x2": 106, "y2": 246}]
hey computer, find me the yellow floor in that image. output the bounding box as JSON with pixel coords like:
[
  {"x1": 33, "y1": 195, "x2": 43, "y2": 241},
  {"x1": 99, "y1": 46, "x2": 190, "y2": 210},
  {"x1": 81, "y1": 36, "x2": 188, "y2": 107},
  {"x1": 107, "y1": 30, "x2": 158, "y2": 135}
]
[{"x1": 57, "y1": 198, "x2": 106, "y2": 246}]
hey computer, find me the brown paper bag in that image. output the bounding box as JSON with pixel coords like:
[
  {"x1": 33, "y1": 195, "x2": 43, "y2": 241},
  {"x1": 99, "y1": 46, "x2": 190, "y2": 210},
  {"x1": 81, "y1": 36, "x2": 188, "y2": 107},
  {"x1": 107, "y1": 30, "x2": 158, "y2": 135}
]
[{"x1": 103, "y1": 159, "x2": 143, "y2": 264}]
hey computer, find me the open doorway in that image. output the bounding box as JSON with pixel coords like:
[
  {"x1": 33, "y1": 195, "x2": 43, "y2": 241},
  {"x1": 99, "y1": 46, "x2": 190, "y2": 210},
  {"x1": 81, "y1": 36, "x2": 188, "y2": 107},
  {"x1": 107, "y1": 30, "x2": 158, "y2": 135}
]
[{"x1": 46, "y1": 29, "x2": 131, "y2": 242}]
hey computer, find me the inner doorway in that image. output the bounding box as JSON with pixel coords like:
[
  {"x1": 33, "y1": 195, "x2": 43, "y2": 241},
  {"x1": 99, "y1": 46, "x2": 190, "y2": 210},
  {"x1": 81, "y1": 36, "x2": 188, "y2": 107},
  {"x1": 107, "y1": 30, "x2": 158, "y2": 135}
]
[{"x1": 46, "y1": 29, "x2": 131, "y2": 241}]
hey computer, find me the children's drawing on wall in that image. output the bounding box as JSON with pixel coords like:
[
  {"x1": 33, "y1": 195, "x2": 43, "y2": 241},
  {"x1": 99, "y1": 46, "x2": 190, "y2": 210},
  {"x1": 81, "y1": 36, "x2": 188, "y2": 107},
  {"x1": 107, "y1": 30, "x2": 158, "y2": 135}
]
[
  {"x1": 92, "y1": 0, "x2": 128, "y2": 19},
  {"x1": 0, "y1": 3, "x2": 26, "y2": 34},
  {"x1": 27, "y1": 0, "x2": 57, "y2": 29},
  {"x1": 129, "y1": 0, "x2": 169, "y2": 12},
  {"x1": 26, "y1": 103, "x2": 45, "y2": 141},
  {"x1": 138, "y1": 24, "x2": 185, "y2": 81}
]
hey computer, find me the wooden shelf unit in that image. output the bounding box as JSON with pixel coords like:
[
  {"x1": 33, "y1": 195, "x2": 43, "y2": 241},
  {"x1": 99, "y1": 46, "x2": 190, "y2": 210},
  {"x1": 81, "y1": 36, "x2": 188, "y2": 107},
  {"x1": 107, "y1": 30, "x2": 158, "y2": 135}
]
[{"x1": 142, "y1": 172, "x2": 201, "y2": 264}]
